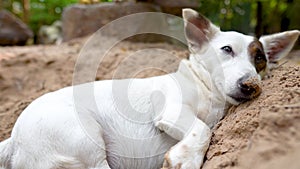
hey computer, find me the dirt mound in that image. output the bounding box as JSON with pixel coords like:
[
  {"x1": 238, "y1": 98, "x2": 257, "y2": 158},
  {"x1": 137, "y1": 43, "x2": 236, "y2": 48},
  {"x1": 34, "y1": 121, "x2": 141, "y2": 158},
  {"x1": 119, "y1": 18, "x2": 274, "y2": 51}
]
[
  {"x1": 0, "y1": 37, "x2": 299, "y2": 168},
  {"x1": 203, "y1": 65, "x2": 300, "y2": 169}
]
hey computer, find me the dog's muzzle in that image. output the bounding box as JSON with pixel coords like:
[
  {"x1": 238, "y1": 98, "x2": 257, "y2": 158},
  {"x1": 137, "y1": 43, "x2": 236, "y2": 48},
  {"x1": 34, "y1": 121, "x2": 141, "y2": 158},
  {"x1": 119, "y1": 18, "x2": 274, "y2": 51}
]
[{"x1": 230, "y1": 75, "x2": 262, "y2": 103}]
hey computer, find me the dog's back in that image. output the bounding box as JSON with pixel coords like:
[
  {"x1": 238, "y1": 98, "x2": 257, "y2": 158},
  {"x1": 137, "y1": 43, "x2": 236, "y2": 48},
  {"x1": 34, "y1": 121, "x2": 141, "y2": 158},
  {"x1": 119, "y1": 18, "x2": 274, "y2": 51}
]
[{"x1": 0, "y1": 138, "x2": 12, "y2": 169}]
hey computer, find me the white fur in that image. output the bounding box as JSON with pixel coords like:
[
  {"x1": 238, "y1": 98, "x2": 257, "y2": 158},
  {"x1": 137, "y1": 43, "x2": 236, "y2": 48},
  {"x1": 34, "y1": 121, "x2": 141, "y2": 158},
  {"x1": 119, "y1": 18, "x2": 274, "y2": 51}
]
[{"x1": 0, "y1": 9, "x2": 299, "y2": 169}]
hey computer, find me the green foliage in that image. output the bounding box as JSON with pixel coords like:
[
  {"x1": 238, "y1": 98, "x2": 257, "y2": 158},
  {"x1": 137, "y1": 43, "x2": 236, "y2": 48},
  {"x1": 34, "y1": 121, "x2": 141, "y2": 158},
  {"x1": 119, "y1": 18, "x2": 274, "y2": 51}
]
[
  {"x1": 3, "y1": 0, "x2": 78, "y2": 34},
  {"x1": 198, "y1": 0, "x2": 254, "y2": 34},
  {"x1": 259, "y1": 0, "x2": 299, "y2": 33},
  {"x1": 197, "y1": 0, "x2": 299, "y2": 35},
  {"x1": 29, "y1": 0, "x2": 77, "y2": 33}
]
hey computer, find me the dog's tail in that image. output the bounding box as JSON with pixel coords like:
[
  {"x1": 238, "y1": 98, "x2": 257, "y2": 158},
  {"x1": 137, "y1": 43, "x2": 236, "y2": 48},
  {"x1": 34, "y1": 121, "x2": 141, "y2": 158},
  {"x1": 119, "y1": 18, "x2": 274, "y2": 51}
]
[{"x1": 0, "y1": 138, "x2": 13, "y2": 169}]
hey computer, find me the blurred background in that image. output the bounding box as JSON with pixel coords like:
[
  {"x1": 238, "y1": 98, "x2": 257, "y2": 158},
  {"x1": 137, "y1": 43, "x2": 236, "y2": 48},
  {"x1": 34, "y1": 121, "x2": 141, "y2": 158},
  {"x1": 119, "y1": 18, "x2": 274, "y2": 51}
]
[{"x1": 0, "y1": 0, "x2": 299, "y2": 46}]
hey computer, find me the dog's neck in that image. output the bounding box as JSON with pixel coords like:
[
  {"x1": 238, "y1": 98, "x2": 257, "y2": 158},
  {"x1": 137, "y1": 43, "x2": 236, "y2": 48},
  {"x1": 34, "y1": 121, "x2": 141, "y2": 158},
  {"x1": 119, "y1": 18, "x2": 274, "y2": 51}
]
[{"x1": 175, "y1": 54, "x2": 231, "y2": 128}]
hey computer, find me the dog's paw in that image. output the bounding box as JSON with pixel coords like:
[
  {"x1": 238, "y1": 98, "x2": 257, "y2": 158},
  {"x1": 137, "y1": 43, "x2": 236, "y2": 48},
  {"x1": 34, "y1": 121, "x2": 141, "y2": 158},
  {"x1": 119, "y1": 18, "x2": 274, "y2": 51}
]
[
  {"x1": 161, "y1": 151, "x2": 182, "y2": 169},
  {"x1": 161, "y1": 145, "x2": 204, "y2": 169}
]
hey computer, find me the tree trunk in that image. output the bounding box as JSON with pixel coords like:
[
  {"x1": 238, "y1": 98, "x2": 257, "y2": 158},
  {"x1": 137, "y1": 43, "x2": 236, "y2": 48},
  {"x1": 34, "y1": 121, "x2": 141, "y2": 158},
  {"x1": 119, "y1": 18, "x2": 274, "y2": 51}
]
[
  {"x1": 22, "y1": 0, "x2": 30, "y2": 24},
  {"x1": 255, "y1": 1, "x2": 263, "y2": 38}
]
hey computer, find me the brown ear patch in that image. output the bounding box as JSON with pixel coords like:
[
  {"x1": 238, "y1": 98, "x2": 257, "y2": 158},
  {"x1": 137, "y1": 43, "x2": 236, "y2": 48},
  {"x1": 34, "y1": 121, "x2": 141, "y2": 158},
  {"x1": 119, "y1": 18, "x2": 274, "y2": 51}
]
[
  {"x1": 248, "y1": 40, "x2": 267, "y2": 73},
  {"x1": 267, "y1": 39, "x2": 289, "y2": 62},
  {"x1": 185, "y1": 15, "x2": 210, "y2": 47}
]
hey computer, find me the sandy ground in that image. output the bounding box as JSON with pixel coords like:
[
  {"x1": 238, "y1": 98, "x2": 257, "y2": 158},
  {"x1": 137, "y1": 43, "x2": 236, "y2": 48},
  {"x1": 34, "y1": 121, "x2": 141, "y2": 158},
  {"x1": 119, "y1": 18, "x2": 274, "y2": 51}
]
[{"x1": 0, "y1": 37, "x2": 299, "y2": 168}]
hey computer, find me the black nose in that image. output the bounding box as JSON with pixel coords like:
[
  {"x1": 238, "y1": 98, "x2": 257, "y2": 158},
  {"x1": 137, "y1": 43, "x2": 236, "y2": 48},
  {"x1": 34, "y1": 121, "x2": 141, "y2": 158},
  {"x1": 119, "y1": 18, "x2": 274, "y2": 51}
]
[
  {"x1": 238, "y1": 82, "x2": 256, "y2": 96},
  {"x1": 237, "y1": 75, "x2": 261, "y2": 98}
]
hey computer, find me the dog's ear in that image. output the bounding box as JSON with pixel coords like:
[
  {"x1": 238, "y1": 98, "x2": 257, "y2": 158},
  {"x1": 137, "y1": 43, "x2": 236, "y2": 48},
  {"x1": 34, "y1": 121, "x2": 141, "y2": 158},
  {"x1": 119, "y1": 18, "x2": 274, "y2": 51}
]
[
  {"x1": 183, "y1": 8, "x2": 220, "y2": 53},
  {"x1": 259, "y1": 30, "x2": 300, "y2": 66}
]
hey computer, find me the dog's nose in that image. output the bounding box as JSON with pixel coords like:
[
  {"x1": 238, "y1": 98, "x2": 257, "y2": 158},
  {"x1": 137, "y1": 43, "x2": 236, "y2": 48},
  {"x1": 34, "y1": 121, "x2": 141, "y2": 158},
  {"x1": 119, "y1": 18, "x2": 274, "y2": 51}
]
[{"x1": 238, "y1": 75, "x2": 261, "y2": 98}]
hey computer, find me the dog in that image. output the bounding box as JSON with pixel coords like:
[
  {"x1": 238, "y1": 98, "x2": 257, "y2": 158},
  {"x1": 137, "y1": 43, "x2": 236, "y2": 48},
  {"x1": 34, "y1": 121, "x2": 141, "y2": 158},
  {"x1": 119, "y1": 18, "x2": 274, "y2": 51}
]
[{"x1": 0, "y1": 8, "x2": 299, "y2": 169}]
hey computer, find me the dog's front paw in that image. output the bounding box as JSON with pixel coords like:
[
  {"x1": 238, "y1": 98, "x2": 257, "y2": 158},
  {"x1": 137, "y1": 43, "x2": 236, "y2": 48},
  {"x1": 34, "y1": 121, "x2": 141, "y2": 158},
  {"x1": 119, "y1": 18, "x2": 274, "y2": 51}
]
[
  {"x1": 161, "y1": 145, "x2": 204, "y2": 169},
  {"x1": 161, "y1": 151, "x2": 182, "y2": 169}
]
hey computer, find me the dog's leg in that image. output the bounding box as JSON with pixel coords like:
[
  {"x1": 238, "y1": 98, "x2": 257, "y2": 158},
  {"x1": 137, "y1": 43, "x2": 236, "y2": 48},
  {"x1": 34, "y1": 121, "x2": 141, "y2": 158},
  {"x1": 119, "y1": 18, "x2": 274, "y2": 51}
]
[
  {"x1": 153, "y1": 98, "x2": 211, "y2": 169},
  {"x1": 161, "y1": 118, "x2": 211, "y2": 169}
]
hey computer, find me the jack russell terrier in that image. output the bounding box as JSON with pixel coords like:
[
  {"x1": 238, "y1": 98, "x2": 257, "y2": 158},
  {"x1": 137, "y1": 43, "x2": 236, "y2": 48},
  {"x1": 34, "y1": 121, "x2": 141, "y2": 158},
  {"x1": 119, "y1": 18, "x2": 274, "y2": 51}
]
[{"x1": 0, "y1": 8, "x2": 299, "y2": 169}]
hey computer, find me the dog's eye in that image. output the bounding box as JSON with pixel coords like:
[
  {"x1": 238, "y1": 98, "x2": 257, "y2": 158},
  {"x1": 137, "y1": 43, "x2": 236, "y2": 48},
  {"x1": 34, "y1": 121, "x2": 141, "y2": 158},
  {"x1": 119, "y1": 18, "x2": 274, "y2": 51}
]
[
  {"x1": 254, "y1": 53, "x2": 267, "y2": 72},
  {"x1": 221, "y1": 46, "x2": 234, "y2": 55}
]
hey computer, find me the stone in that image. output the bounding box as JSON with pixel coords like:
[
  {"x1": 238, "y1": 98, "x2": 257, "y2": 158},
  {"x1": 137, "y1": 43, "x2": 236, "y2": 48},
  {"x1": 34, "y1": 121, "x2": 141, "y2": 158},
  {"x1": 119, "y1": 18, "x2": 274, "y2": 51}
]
[
  {"x1": 0, "y1": 10, "x2": 33, "y2": 46},
  {"x1": 153, "y1": 0, "x2": 199, "y2": 16},
  {"x1": 62, "y1": 2, "x2": 161, "y2": 42}
]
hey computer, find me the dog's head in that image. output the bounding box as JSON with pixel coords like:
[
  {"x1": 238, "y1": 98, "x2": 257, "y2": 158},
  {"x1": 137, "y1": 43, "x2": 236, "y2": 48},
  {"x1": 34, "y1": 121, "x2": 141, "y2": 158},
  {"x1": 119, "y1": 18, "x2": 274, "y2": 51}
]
[{"x1": 183, "y1": 9, "x2": 299, "y2": 105}]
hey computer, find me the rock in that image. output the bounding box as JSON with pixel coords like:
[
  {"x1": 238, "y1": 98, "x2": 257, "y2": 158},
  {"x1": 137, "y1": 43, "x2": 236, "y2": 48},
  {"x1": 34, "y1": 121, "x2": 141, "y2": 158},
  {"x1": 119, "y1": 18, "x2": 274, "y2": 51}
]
[
  {"x1": 62, "y1": 2, "x2": 161, "y2": 42},
  {"x1": 153, "y1": 0, "x2": 199, "y2": 16},
  {"x1": 0, "y1": 10, "x2": 33, "y2": 46}
]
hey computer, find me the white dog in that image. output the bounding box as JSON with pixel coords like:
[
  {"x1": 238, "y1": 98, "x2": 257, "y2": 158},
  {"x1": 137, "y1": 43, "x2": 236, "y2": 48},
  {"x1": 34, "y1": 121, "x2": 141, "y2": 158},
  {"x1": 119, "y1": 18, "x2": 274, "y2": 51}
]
[{"x1": 0, "y1": 9, "x2": 299, "y2": 169}]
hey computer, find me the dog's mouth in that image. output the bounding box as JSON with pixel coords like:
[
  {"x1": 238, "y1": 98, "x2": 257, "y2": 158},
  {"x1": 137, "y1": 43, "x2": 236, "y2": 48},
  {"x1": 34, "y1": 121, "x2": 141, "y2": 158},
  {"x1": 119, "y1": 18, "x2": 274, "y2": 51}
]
[
  {"x1": 227, "y1": 89, "x2": 261, "y2": 104},
  {"x1": 228, "y1": 94, "x2": 251, "y2": 103}
]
